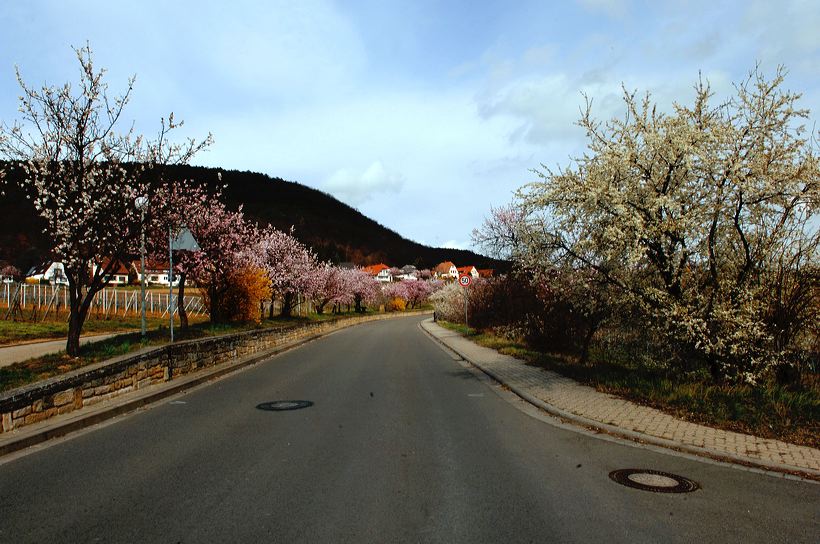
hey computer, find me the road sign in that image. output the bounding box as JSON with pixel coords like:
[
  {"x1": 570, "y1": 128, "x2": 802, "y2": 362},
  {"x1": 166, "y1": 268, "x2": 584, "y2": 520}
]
[
  {"x1": 458, "y1": 274, "x2": 472, "y2": 287},
  {"x1": 171, "y1": 227, "x2": 200, "y2": 251}
]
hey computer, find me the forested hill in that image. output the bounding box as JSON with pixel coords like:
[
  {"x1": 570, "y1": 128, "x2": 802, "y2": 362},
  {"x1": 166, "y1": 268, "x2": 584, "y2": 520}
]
[{"x1": 0, "y1": 163, "x2": 506, "y2": 272}]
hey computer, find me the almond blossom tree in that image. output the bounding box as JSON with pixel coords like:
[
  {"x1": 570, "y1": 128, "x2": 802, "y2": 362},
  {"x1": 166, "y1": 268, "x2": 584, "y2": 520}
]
[
  {"x1": 340, "y1": 268, "x2": 382, "y2": 313},
  {"x1": 179, "y1": 193, "x2": 258, "y2": 323},
  {"x1": 145, "y1": 177, "x2": 219, "y2": 329},
  {"x1": 383, "y1": 281, "x2": 409, "y2": 305},
  {"x1": 309, "y1": 264, "x2": 347, "y2": 314},
  {"x1": 0, "y1": 45, "x2": 210, "y2": 355},
  {"x1": 256, "y1": 226, "x2": 319, "y2": 317},
  {"x1": 402, "y1": 279, "x2": 438, "y2": 309},
  {"x1": 514, "y1": 67, "x2": 819, "y2": 383}
]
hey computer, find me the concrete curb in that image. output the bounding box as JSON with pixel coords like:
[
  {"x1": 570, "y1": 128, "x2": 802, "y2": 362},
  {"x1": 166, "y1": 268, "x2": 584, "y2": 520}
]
[
  {"x1": 420, "y1": 319, "x2": 820, "y2": 481},
  {"x1": 0, "y1": 312, "x2": 428, "y2": 458}
]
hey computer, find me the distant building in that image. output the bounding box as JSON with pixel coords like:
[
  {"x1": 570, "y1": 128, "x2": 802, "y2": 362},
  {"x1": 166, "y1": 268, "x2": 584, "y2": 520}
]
[
  {"x1": 433, "y1": 261, "x2": 458, "y2": 279},
  {"x1": 92, "y1": 259, "x2": 130, "y2": 286},
  {"x1": 130, "y1": 260, "x2": 180, "y2": 287},
  {"x1": 397, "y1": 265, "x2": 418, "y2": 281},
  {"x1": 26, "y1": 262, "x2": 68, "y2": 285},
  {"x1": 363, "y1": 263, "x2": 393, "y2": 283},
  {"x1": 456, "y1": 266, "x2": 479, "y2": 279},
  {"x1": 477, "y1": 269, "x2": 494, "y2": 278}
]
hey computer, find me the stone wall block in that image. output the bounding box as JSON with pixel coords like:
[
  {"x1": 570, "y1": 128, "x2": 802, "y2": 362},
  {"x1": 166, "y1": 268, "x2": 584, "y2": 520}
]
[
  {"x1": 12, "y1": 405, "x2": 31, "y2": 419},
  {"x1": 73, "y1": 388, "x2": 83, "y2": 409},
  {"x1": 53, "y1": 390, "x2": 74, "y2": 407},
  {"x1": 2, "y1": 412, "x2": 12, "y2": 432}
]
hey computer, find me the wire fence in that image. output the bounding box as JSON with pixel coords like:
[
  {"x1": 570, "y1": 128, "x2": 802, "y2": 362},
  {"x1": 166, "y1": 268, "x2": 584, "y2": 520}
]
[{"x1": 1, "y1": 283, "x2": 208, "y2": 321}]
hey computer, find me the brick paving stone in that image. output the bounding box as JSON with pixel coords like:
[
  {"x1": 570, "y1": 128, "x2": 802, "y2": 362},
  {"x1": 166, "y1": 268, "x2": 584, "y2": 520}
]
[{"x1": 424, "y1": 320, "x2": 820, "y2": 474}]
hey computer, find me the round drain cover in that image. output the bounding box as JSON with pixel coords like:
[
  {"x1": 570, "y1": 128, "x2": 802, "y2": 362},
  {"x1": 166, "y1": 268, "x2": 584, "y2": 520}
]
[
  {"x1": 256, "y1": 400, "x2": 314, "y2": 411},
  {"x1": 609, "y1": 469, "x2": 699, "y2": 493}
]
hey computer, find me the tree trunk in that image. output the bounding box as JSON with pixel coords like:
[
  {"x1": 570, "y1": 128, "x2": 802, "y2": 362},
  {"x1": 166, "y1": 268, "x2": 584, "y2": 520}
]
[
  {"x1": 208, "y1": 285, "x2": 221, "y2": 323},
  {"x1": 280, "y1": 291, "x2": 294, "y2": 317},
  {"x1": 177, "y1": 271, "x2": 188, "y2": 331},
  {"x1": 66, "y1": 311, "x2": 83, "y2": 357},
  {"x1": 66, "y1": 286, "x2": 93, "y2": 357},
  {"x1": 707, "y1": 356, "x2": 722, "y2": 383},
  {"x1": 579, "y1": 324, "x2": 596, "y2": 365}
]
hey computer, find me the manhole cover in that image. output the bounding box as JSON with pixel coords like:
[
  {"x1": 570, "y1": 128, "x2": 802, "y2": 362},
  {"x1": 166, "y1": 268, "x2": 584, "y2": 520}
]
[
  {"x1": 609, "y1": 469, "x2": 699, "y2": 493},
  {"x1": 256, "y1": 400, "x2": 314, "y2": 411}
]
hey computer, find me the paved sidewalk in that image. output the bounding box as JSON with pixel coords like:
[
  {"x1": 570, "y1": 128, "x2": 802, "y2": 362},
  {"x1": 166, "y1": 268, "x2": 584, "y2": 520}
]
[
  {"x1": 0, "y1": 333, "x2": 125, "y2": 368},
  {"x1": 421, "y1": 319, "x2": 820, "y2": 477}
]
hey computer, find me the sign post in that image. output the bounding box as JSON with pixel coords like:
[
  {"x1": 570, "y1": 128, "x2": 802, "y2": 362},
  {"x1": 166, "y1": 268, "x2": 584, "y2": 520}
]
[
  {"x1": 169, "y1": 227, "x2": 200, "y2": 343},
  {"x1": 458, "y1": 274, "x2": 472, "y2": 327}
]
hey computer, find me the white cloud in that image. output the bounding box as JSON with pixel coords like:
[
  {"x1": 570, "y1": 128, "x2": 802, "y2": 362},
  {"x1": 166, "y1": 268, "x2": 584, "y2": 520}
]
[
  {"x1": 477, "y1": 73, "x2": 586, "y2": 145},
  {"x1": 324, "y1": 161, "x2": 405, "y2": 206}
]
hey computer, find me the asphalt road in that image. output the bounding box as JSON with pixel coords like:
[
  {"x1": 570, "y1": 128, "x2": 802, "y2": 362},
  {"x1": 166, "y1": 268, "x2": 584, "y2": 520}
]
[{"x1": 0, "y1": 316, "x2": 817, "y2": 543}]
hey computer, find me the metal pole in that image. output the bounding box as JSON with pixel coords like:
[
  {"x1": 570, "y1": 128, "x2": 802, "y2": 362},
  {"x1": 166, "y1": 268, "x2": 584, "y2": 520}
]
[
  {"x1": 464, "y1": 287, "x2": 468, "y2": 327},
  {"x1": 140, "y1": 207, "x2": 147, "y2": 337},
  {"x1": 169, "y1": 226, "x2": 174, "y2": 343}
]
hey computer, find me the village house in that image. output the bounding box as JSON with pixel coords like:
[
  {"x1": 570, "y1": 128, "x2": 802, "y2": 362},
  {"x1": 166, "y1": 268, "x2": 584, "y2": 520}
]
[
  {"x1": 433, "y1": 261, "x2": 458, "y2": 279},
  {"x1": 130, "y1": 260, "x2": 180, "y2": 287},
  {"x1": 457, "y1": 265, "x2": 480, "y2": 279},
  {"x1": 363, "y1": 263, "x2": 393, "y2": 283},
  {"x1": 25, "y1": 262, "x2": 68, "y2": 285},
  {"x1": 92, "y1": 259, "x2": 131, "y2": 286},
  {"x1": 397, "y1": 265, "x2": 418, "y2": 281}
]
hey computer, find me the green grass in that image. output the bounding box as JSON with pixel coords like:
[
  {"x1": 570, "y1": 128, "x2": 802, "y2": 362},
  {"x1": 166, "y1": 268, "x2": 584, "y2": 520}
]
[
  {"x1": 437, "y1": 321, "x2": 820, "y2": 449},
  {"x1": 0, "y1": 316, "x2": 209, "y2": 345}
]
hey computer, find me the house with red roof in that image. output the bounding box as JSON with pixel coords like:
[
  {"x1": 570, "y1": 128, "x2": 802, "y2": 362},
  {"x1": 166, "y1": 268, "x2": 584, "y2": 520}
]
[
  {"x1": 92, "y1": 259, "x2": 131, "y2": 286},
  {"x1": 456, "y1": 266, "x2": 479, "y2": 279},
  {"x1": 433, "y1": 261, "x2": 458, "y2": 279},
  {"x1": 363, "y1": 263, "x2": 392, "y2": 283},
  {"x1": 130, "y1": 259, "x2": 180, "y2": 286}
]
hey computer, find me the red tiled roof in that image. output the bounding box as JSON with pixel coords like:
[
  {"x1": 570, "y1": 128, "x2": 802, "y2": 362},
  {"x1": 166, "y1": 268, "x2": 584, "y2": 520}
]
[
  {"x1": 434, "y1": 261, "x2": 456, "y2": 274},
  {"x1": 99, "y1": 259, "x2": 130, "y2": 275},
  {"x1": 131, "y1": 259, "x2": 170, "y2": 273},
  {"x1": 363, "y1": 263, "x2": 390, "y2": 276}
]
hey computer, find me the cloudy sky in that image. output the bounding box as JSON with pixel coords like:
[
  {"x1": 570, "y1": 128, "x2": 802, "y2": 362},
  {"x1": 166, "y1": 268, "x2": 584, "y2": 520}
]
[{"x1": 1, "y1": 1, "x2": 818, "y2": 251}]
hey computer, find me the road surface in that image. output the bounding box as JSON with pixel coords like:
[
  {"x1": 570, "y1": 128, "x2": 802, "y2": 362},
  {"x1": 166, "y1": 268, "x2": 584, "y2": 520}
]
[{"x1": 0, "y1": 316, "x2": 816, "y2": 543}]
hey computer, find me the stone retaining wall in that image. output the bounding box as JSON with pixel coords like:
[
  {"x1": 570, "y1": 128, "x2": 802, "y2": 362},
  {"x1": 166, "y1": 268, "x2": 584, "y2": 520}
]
[{"x1": 0, "y1": 311, "x2": 425, "y2": 434}]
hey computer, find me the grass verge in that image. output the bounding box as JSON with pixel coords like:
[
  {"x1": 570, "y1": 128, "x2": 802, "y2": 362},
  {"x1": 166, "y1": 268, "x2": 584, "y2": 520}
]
[
  {"x1": 437, "y1": 321, "x2": 819, "y2": 449},
  {"x1": 0, "y1": 316, "x2": 212, "y2": 345}
]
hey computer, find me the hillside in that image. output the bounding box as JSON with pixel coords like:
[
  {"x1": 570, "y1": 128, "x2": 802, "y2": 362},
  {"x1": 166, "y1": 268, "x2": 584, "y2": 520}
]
[{"x1": 0, "y1": 163, "x2": 506, "y2": 273}]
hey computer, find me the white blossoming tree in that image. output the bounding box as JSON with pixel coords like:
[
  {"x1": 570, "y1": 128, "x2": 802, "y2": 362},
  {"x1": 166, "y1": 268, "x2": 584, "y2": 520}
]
[
  {"x1": 0, "y1": 45, "x2": 210, "y2": 356},
  {"x1": 514, "y1": 67, "x2": 819, "y2": 383}
]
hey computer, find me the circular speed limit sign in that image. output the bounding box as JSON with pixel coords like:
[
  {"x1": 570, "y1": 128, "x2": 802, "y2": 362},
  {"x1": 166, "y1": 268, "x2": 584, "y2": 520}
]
[{"x1": 458, "y1": 274, "x2": 472, "y2": 287}]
